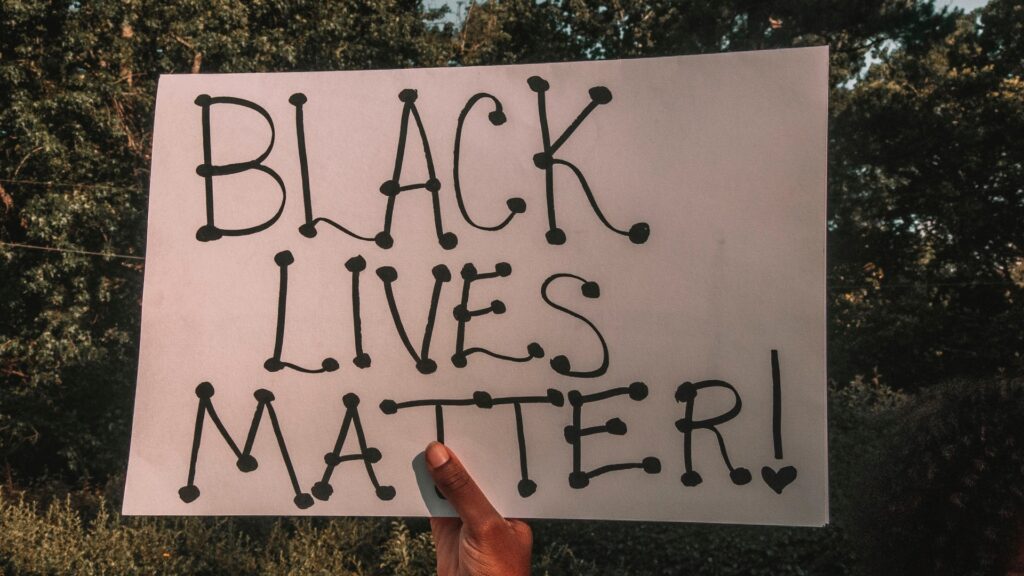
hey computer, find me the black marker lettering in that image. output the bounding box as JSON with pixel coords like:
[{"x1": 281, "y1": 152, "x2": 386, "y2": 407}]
[
  {"x1": 265, "y1": 251, "x2": 339, "y2": 374},
  {"x1": 311, "y1": 393, "x2": 395, "y2": 502},
  {"x1": 453, "y1": 93, "x2": 525, "y2": 230},
  {"x1": 178, "y1": 383, "x2": 313, "y2": 509},
  {"x1": 564, "y1": 382, "x2": 660, "y2": 488},
  {"x1": 674, "y1": 380, "x2": 751, "y2": 487},
  {"x1": 540, "y1": 273, "x2": 608, "y2": 378},
  {"x1": 771, "y1": 350, "x2": 783, "y2": 460},
  {"x1": 452, "y1": 262, "x2": 544, "y2": 368},
  {"x1": 377, "y1": 264, "x2": 451, "y2": 374},
  {"x1": 193, "y1": 95, "x2": 286, "y2": 242},
  {"x1": 290, "y1": 93, "x2": 375, "y2": 242},
  {"x1": 526, "y1": 77, "x2": 649, "y2": 246},
  {"x1": 346, "y1": 255, "x2": 371, "y2": 368},
  {"x1": 379, "y1": 393, "x2": 480, "y2": 440},
  {"x1": 485, "y1": 389, "x2": 564, "y2": 497},
  {"x1": 376, "y1": 89, "x2": 457, "y2": 250},
  {"x1": 380, "y1": 392, "x2": 484, "y2": 499},
  {"x1": 761, "y1": 349, "x2": 798, "y2": 494},
  {"x1": 381, "y1": 389, "x2": 564, "y2": 498}
]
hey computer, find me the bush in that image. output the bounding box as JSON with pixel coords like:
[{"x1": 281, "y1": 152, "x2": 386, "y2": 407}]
[
  {"x1": 0, "y1": 489, "x2": 432, "y2": 575},
  {"x1": 4, "y1": 380, "x2": 1018, "y2": 575},
  {"x1": 0, "y1": 491, "x2": 256, "y2": 574},
  {"x1": 852, "y1": 377, "x2": 1024, "y2": 576}
]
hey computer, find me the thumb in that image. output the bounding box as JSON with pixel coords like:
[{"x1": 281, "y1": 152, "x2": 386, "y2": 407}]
[{"x1": 425, "y1": 442, "x2": 502, "y2": 532}]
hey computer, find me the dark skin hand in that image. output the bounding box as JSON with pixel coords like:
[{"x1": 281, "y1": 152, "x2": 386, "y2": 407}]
[{"x1": 426, "y1": 441, "x2": 533, "y2": 576}]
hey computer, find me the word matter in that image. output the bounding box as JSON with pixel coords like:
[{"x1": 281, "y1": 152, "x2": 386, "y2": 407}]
[{"x1": 178, "y1": 351, "x2": 797, "y2": 509}]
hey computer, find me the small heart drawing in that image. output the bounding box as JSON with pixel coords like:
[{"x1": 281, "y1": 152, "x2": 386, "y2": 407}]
[{"x1": 761, "y1": 465, "x2": 798, "y2": 494}]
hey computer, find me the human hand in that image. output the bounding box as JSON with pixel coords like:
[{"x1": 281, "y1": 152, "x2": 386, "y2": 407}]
[{"x1": 425, "y1": 441, "x2": 532, "y2": 576}]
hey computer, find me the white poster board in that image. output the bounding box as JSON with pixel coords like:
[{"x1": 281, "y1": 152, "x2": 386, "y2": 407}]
[{"x1": 124, "y1": 47, "x2": 828, "y2": 526}]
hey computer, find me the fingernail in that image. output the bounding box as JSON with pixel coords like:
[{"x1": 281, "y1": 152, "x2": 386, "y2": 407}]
[{"x1": 425, "y1": 441, "x2": 450, "y2": 469}]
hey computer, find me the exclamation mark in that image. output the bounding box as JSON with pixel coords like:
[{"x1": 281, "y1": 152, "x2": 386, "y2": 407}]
[{"x1": 761, "y1": 350, "x2": 797, "y2": 494}]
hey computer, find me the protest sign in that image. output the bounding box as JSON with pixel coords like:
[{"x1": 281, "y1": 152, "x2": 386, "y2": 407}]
[{"x1": 123, "y1": 46, "x2": 828, "y2": 525}]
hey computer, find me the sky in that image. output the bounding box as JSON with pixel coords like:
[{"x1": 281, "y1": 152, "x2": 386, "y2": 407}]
[{"x1": 941, "y1": 0, "x2": 989, "y2": 10}]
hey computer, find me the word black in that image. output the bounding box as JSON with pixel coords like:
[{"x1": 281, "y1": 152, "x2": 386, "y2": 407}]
[{"x1": 192, "y1": 78, "x2": 649, "y2": 247}]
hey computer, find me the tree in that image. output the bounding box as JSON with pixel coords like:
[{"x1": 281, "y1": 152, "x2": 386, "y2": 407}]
[
  {"x1": 2, "y1": 0, "x2": 1019, "y2": 482},
  {"x1": 457, "y1": 0, "x2": 1023, "y2": 389},
  {"x1": 455, "y1": 0, "x2": 949, "y2": 86},
  {"x1": 854, "y1": 377, "x2": 1024, "y2": 575},
  {"x1": 829, "y1": 0, "x2": 1024, "y2": 388},
  {"x1": 0, "y1": 0, "x2": 452, "y2": 480}
]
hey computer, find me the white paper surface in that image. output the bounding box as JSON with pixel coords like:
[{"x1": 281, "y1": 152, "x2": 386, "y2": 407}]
[{"x1": 124, "y1": 47, "x2": 828, "y2": 525}]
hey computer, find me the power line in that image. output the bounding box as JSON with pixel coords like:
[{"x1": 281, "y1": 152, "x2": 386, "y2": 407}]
[
  {"x1": 2, "y1": 178, "x2": 1020, "y2": 287},
  {"x1": 0, "y1": 241, "x2": 144, "y2": 261},
  {"x1": 4, "y1": 240, "x2": 1018, "y2": 291},
  {"x1": 831, "y1": 280, "x2": 1020, "y2": 289},
  {"x1": 0, "y1": 178, "x2": 141, "y2": 191}
]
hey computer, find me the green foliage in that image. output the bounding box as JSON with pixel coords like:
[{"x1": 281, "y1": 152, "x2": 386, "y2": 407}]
[
  {"x1": 532, "y1": 541, "x2": 599, "y2": 575},
  {"x1": 853, "y1": 377, "x2": 1024, "y2": 576},
  {"x1": 530, "y1": 520, "x2": 852, "y2": 576},
  {"x1": 454, "y1": 0, "x2": 1023, "y2": 390},
  {"x1": 0, "y1": 380, "x2": 1018, "y2": 574},
  {"x1": 0, "y1": 0, "x2": 452, "y2": 479},
  {"x1": 0, "y1": 381, "x2": 933, "y2": 576},
  {"x1": 0, "y1": 490, "x2": 438, "y2": 575},
  {"x1": 376, "y1": 521, "x2": 436, "y2": 576},
  {"x1": 454, "y1": 0, "x2": 950, "y2": 85},
  {"x1": 827, "y1": 376, "x2": 908, "y2": 528},
  {"x1": 829, "y1": 0, "x2": 1024, "y2": 388},
  {"x1": 1, "y1": 4, "x2": 1022, "y2": 574},
  {"x1": 453, "y1": 0, "x2": 1024, "y2": 390},
  {"x1": 0, "y1": 491, "x2": 258, "y2": 574}
]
